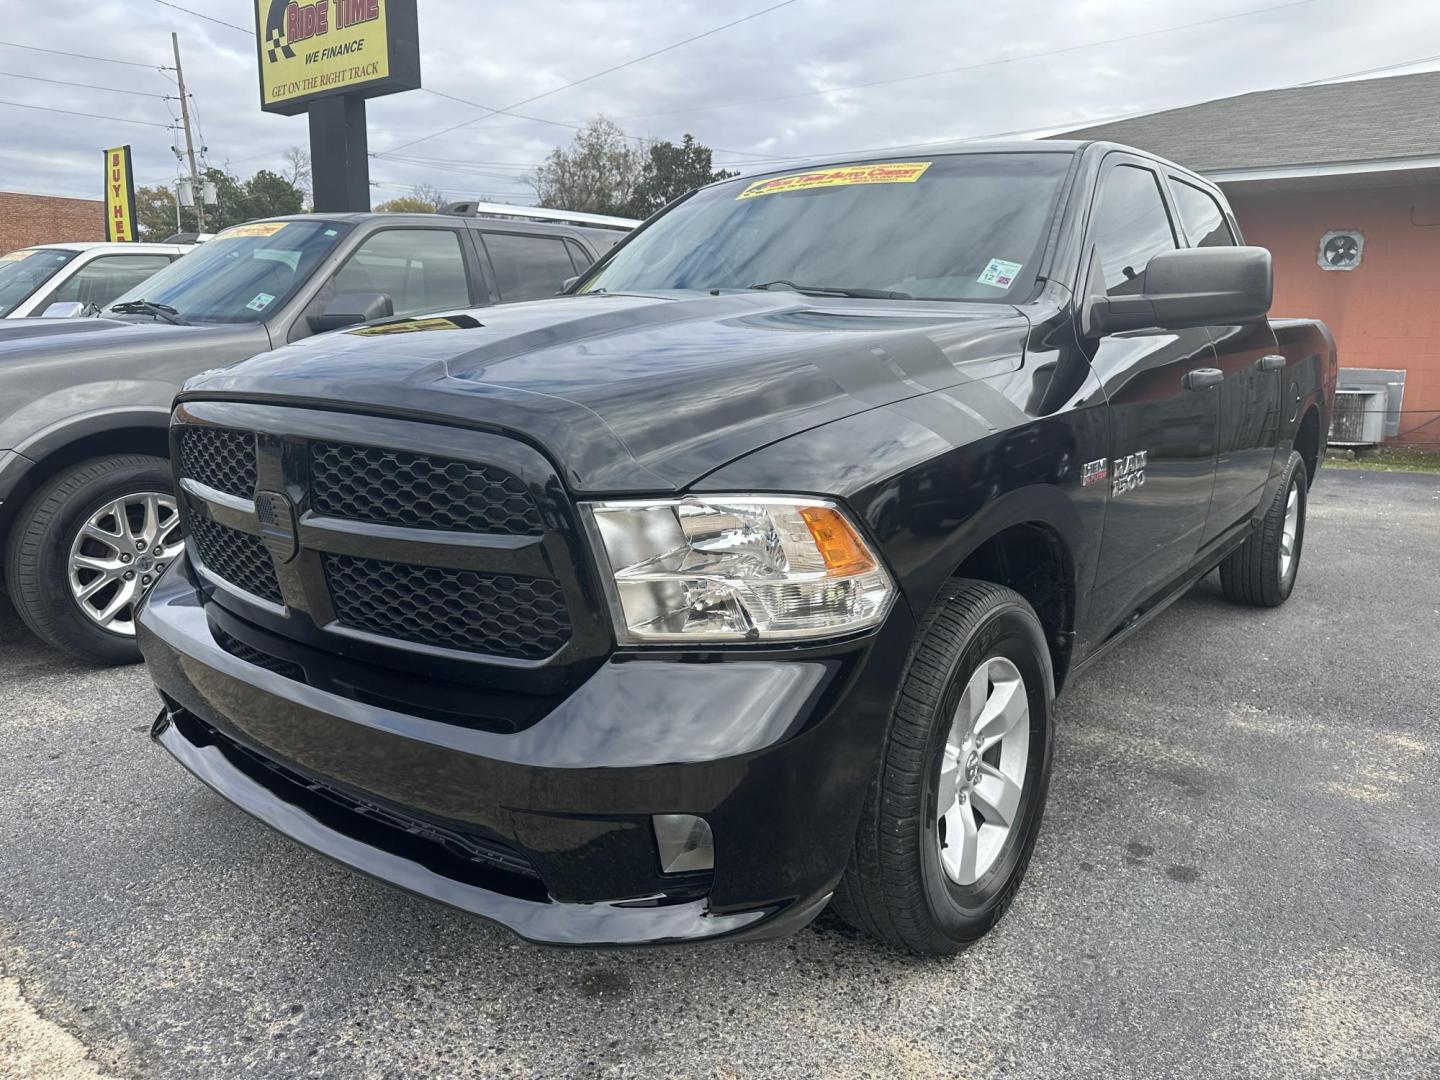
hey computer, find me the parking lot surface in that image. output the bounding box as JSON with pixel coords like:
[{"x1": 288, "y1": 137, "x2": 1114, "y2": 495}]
[{"x1": 2, "y1": 467, "x2": 1437, "y2": 1080}]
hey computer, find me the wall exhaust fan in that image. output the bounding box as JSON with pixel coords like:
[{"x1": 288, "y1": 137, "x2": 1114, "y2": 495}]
[{"x1": 1318, "y1": 230, "x2": 1364, "y2": 271}]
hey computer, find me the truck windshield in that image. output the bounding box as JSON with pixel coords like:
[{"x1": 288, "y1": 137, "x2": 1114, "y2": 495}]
[
  {"x1": 104, "y1": 220, "x2": 349, "y2": 324},
  {"x1": 581, "y1": 152, "x2": 1072, "y2": 302},
  {"x1": 0, "y1": 248, "x2": 78, "y2": 316}
]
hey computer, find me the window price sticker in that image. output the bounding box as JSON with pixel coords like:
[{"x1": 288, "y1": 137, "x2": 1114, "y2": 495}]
[{"x1": 977, "y1": 258, "x2": 1023, "y2": 289}]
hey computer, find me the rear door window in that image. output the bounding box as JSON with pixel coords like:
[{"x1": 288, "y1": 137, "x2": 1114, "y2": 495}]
[
  {"x1": 481, "y1": 232, "x2": 576, "y2": 302},
  {"x1": 332, "y1": 228, "x2": 472, "y2": 317},
  {"x1": 1169, "y1": 179, "x2": 1237, "y2": 248}
]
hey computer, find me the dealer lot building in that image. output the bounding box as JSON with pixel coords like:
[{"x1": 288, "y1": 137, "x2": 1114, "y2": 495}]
[{"x1": 1060, "y1": 71, "x2": 1440, "y2": 448}]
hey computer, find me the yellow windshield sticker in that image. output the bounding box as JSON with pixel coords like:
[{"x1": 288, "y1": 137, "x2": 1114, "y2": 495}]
[
  {"x1": 218, "y1": 221, "x2": 289, "y2": 240},
  {"x1": 348, "y1": 315, "x2": 481, "y2": 336},
  {"x1": 0, "y1": 250, "x2": 35, "y2": 262},
  {"x1": 737, "y1": 161, "x2": 932, "y2": 200}
]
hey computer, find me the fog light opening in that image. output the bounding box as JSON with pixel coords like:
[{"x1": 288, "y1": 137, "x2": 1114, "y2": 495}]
[{"x1": 652, "y1": 813, "x2": 714, "y2": 874}]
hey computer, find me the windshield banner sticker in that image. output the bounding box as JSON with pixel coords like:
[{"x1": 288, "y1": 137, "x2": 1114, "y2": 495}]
[
  {"x1": 977, "y1": 258, "x2": 1023, "y2": 289},
  {"x1": 219, "y1": 222, "x2": 289, "y2": 240},
  {"x1": 245, "y1": 292, "x2": 276, "y2": 312},
  {"x1": 737, "y1": 161, "x2": 932, "y2": 200}
]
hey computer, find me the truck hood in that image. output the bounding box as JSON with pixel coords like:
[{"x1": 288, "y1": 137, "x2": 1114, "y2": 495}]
[
  {"x1": 0, "y1": 316, "x2": 261, "y2": 360},
  {"x1": 183, "y1": 291, "x2": 1028, "y2": 492}
]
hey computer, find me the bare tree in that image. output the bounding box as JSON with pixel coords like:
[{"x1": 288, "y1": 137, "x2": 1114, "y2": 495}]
[
  {"x1": 531, "y1": 118, "x2": 646, "y2": 216},
  {"x1": 282, "y1": 146, "x2": 312, "y2": 205}
]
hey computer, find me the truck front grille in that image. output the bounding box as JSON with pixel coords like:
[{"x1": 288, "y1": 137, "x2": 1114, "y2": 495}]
[
  {"x1": 178, "y1": 426, "x2": 256, "y2": 499},
  {"x1": 322, "y1": 554, "x2": 571, "y2": 659},
  {"x1": 310, "y1": 442, "x2": 543, "y2": 535},
  {"x1": 187, "y1": 514, "x2": 283, "y2": 605},
  {"x1": 171, "y1": 407, "x2": 601, "y2": 675}
]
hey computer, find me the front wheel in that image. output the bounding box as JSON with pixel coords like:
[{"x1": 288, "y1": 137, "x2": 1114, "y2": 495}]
[
  {"x1": 4, "y1": 455, "x2": 182, "y2": 664},
  {"x1": 1219, "y1": 450, "x2": 1308, "y2": 608},
  {"x1": 832, "y1": 581, "x2": 1055, "y2": 955}
]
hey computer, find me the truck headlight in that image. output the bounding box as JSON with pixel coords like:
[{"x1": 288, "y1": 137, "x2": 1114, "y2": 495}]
[{"x1": 583, "y1": 496, "x2": 894, "y2": 643}]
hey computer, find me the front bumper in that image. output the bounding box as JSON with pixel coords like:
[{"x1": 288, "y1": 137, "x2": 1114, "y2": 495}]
[{"x1": 139, "y1": 560, "x2": 912, "y2": 946}]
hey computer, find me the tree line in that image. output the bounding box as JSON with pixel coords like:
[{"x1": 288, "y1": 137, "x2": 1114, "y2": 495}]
[{"x1": 132, "y1": 120, "x2": 736, "y2": 237}]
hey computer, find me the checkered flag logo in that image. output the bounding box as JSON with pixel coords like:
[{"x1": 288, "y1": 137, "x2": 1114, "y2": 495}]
[{"x1": 266, "y1": 26, "x2": 295, "y2": 63}]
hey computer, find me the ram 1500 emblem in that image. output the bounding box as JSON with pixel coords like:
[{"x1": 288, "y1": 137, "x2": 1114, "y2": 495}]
[{"x1": 1112, "y1": 451, "x2": 1147, "y2": 497}]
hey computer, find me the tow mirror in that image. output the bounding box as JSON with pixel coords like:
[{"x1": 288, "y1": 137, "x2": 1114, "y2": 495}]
[
  {"x1": 1087, "y1": 246, "x2": 1272, "y2": 335},
  {"x1": 40, "y1": 301, "x2": 93, "y2": 319},
  {"x1": 308, "y1": 292, "x2": 394, "y2": 333}
]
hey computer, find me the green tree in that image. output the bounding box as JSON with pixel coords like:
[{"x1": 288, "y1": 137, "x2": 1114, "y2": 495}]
[
  {"x1": 134, "y1": 185, "x2": 188, "y2": 240},
  {"x1": 375, "y1": 184, "x2": 445, "y2": 213},
  {"x1": 623, "y1": 135, "x2": 738, "y2": 219},
  {"x1": 530, "y1": 118, "x2": 644, "y2": 217}
]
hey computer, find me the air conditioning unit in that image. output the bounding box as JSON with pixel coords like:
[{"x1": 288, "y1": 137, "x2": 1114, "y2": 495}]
[{"x1": 1329, "y1": 390, "x2": 1386, "y2": 446}]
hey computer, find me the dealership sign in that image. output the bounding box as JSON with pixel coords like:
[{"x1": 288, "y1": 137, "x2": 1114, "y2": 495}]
[
  {"x1": 254, "y1": 0, "x2": 420, "y2": 115},
  {"x1": 102, "y1": 145, "x2": 137, "y2": 243}
]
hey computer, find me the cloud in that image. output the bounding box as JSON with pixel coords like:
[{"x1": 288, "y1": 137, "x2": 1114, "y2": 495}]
[{"x1": 2, "y1": 0, "x2": 1437, "y2": 205}]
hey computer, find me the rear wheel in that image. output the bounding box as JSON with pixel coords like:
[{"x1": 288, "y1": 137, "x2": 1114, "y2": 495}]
[
  {"x1": 1219, "y1": 450, "x2": 1307, "y2": 607},
  {"x1": 832, "y1": 581, "x2": 1055, "y2": 955},
  {"x1": 4, "y1": 455, "x2": 181, "y2": 664}
]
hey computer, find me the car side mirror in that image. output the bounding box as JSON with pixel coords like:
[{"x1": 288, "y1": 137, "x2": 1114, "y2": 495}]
[
  {"x1": 308, "y1": 292, "x2": 394, "y2": 333},
  {"x1": 1087, "y1": 246, "x2": 1272, "y2": 335},
  {"x1": 40, "y1": 301, "x2": 93, "y2": 319}
]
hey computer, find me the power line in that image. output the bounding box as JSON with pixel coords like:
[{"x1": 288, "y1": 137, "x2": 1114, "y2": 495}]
[
  {"x1": 377, "y1": 0, "x2": 799, "y2": 156},
  {"x1": 149, "y1": 0, "x2": 251, "y2": 36},
  {"x1": 592, "y1": 0, "x2": 1324, "y2": 124},
  {"x1": 0, "y1": 39, "x2": 169, "y2": 69},
  {"x1": 0, "y1": 99, "x2": 170, "y2": 128},
  {"x1": 0, "y1": 70, "x2": 170, "y2": 99}
]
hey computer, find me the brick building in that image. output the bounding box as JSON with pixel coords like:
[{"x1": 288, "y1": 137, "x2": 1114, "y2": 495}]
[
  {"x1": 0, "y1": 191, "x2": 104, "y2": 253},
  {"x1": 1060, "y1": 71, "x2": 1440, "y2": 448}
]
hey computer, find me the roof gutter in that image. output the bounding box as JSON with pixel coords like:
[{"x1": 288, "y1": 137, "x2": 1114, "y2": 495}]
[{"x1": 1206, "y1": 154, "x2": 1440, "y2": 183}]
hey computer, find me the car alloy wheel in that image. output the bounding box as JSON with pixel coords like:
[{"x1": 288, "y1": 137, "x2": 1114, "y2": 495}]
[
  {"x1": 67, "y1": 491, "x2": 182, "y2": 636},
  {"x1": 935, "y1": 655, "x2": 1031, "y2": 886},
  {"x1": 1279, "y1": 479, "x2": 1300, "y2": 582}
]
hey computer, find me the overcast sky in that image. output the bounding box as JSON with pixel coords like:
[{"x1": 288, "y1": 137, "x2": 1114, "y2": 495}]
[{"x1": 5, "y1": 0, "x2": 1440, "y2": 204}]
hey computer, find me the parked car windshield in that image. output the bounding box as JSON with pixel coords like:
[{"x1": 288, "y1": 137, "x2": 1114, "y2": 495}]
[
  {"x1": 581, "y1": 152, "x2": 1073, "y2": 302},
  {"x1": 0, "y1": 248, "x2": 78, "y2": 316},
  {"x1": 104, "y1": 220, "x2": 349, "y2": 324}
]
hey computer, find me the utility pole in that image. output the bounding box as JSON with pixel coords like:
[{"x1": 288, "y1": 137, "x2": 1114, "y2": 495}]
[{"x1": 171, "y1": 32, "x2": 205, "y2": 232}]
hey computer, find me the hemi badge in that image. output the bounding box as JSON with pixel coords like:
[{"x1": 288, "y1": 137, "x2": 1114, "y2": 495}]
[{"x1": 1081, "y1": 459, "x2": 1109, "y2": 487}]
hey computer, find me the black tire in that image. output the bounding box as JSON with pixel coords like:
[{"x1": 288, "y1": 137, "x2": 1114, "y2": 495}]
[
  {"x1": 832, "y1": 581, "x2": 1055, "y2": 955},
  {"x1": 3, "y1": 455, "x2": 175, "y2": 664},
  {"x1": 1219, "y1": 450, "x2": 1308, "y2": 608}
]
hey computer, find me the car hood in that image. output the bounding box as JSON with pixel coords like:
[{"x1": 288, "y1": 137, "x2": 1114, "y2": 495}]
[
  {"x1": 0, "y1": 316, "x2": 257, "y2": 358},
  {"x1": 183, "y1": 291, "x2": 1028, "y2": 493}
]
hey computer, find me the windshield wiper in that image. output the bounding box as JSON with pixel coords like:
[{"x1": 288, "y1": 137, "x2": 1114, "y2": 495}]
[
  {"x1": 110, "y1": 299, "x2": 188, "y2": 326},
  {"x1": 748, "y1": 280, "x2": 912, "y2": 301}
]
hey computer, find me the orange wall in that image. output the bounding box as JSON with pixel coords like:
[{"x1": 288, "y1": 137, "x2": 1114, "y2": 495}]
[{"x1": 1225, "y1": 182, "x2": 1440, "y2": 446}]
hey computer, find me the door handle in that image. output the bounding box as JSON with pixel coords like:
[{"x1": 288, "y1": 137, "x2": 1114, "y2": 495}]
[
  {"x1": 1256, "y1": 353, "x2": 1286, "y2": 371},
  {"x1": 1182, "y1": 367, "x2": 1224, "y2": 391}
]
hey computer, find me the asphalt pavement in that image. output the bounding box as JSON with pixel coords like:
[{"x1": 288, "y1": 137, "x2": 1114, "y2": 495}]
[{"x1": 2, "y1": 467, "x2": 1437, "y2": 1079}]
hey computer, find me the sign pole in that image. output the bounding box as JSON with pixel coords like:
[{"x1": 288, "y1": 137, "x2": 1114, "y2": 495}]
[{"x1": 308, "y1": 95, "x2": 371, "y2": 212}]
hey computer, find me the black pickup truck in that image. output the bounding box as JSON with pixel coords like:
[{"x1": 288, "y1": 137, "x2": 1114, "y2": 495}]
[{"x1": 139, "y1": 142, "x2": 1335, "y2": 955}]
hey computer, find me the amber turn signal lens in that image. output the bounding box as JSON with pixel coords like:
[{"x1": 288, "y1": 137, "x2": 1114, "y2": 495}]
[{"x1": 800, "y1": 506, "x2": 876, "y2": 576}]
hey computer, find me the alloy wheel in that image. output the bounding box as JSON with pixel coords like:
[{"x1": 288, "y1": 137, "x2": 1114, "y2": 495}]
[
  {"x1": 936, "y1": 655, "x2": 1031, "y2": 886},
  {"x1": 1279, "y1": 481, "x2": 1300, "y2": 581},
  {"x1": 67, "y1": 492, "x2": 182, "y2": 636}
]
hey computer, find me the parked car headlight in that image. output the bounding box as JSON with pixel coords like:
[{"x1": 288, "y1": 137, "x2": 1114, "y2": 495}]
[{"x1": 583, "y1": 496, "x2": 894, "y2": 643}]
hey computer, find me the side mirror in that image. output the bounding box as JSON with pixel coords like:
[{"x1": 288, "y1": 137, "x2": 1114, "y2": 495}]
[
  {"x1": 40, "y1": 301, "x2": 94, "y2": 319},
  {"x1": 1088, "y1": 246, "x2": 1272, "y2": 335},
  {"x1": 308, "y1": 292, "x2": 394, "y2": 333}
]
